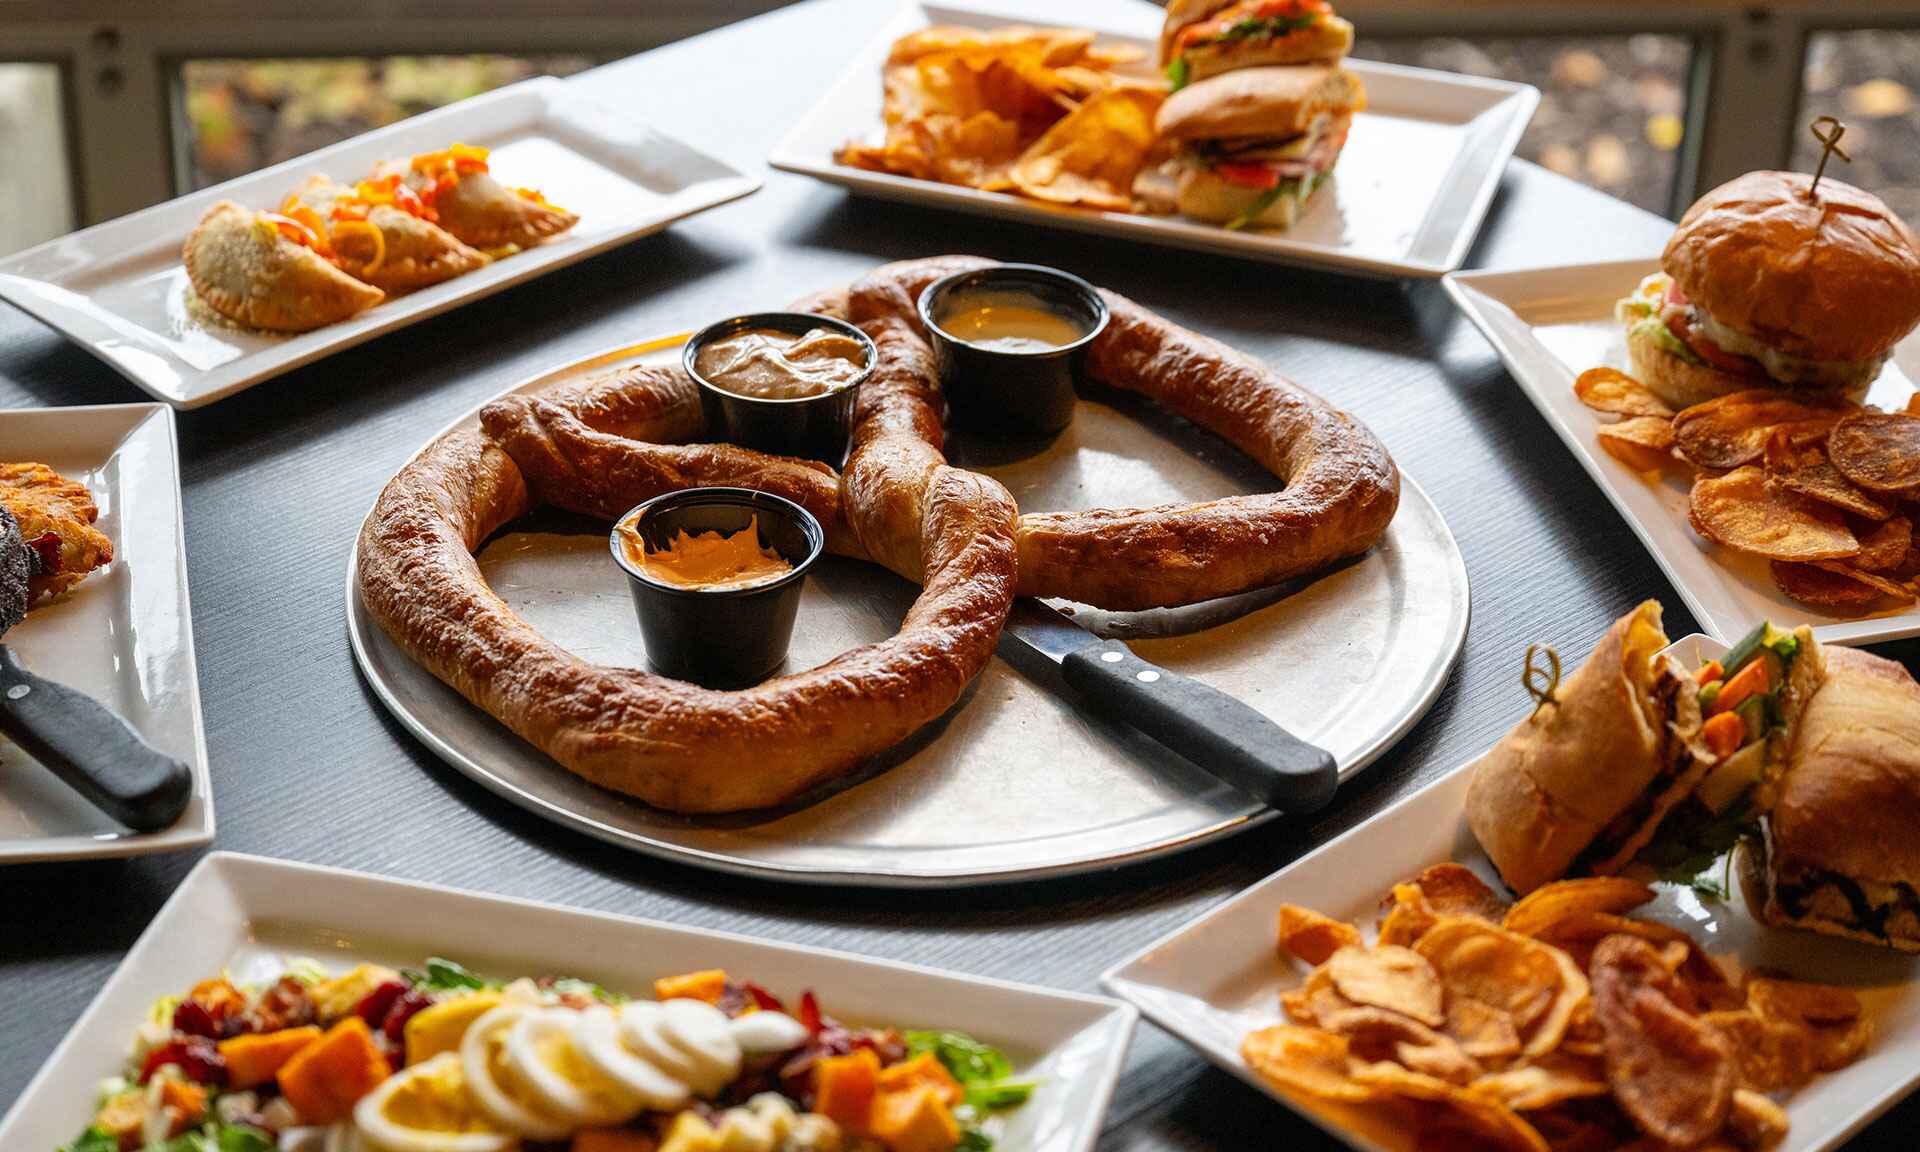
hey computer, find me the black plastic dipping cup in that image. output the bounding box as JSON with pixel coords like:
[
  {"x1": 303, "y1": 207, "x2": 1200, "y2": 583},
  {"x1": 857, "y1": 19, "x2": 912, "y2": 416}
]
[
  {"x1": 917, "y1": 263, "x2": 1109, "y2": 435},
  {"x1": 610, "y1": 487, "x2": 825, "y2": 688},
  {"x1": 684, "y1": 312, "x2": 876, "y2": 466}
]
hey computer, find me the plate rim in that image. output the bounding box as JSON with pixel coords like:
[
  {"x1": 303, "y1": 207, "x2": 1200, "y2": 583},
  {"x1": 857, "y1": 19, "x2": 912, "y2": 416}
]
[
  {"x1": 1441, "y1": 257, "x2": 1920, "y2": 648},
  {"x1": 765, "y1": 0, "x2": 1539, "y2": 279},
  {"x1": 0, "y1": 850, "x2": 1140, "y2": 1152},
  {"x1": 341, "y1": 334, "x2": 1470, "y2": 887},
  {"x1": 0, "y1": 400, "x2": 214, "y2": 862},
  {"x1": 0, "y1": 77, "x2": 763, "y2": 409}
]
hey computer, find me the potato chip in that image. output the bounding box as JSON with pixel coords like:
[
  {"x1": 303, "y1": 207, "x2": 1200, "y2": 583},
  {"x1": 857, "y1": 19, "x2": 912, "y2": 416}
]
[
  {"x1": 1910, "y1": 393, "x2": 1920, "y2": 417},
  {"x1": 1504, "y1": 878, "x2": 1656, "y2": 939},
  {"x1": 1281, "y1": 964, "x2": 1355, "y2": 1027},
  {"x1": 1589, "y1": 935, "x2": 1735, "y2": 1148},
  {"x1": 1350, "y1": 1062, "x2": 1550, "y2": 1152},
  {"x1": 1702, "y1": 1009, "x2": 1815, "y2": 1093},
  {"x1": 1278, "y1": 904, "x2": 1362, "y2": 966},
  {"x1": 1597, "y1": 417, "x2": 1679, "y2": 472},
  {"x1": 1829, "y1": 410, "x2": 1920, "y2": 493},
  {"x1": 1574, "y1": 368, "x2": 1673, "y2": 418},
  {"x1": 1746, "y1": 977, "x2": 1872, "y2": 1071},
  {"x1": 1412, "y1": 863, "x2": 1510, "y2": 922},
  {"x1": 1414, "y1": 920, "x2": 1576, "y2": 1041},
  {"x1": 1771, "y1": 559, "x2": 1889, "y2": 612},
  {"x1": 1855, "y1": 514, "x2": 1913, "y2": 571},
  {"x1": 1008, "y1": 87, "x2": 1162, "y2": 210},
  {"x1": 1691, "y1": 467, "x2": 1860, "y2": 561},
  {"x1": 1672, "y1": 391, "x2": 1851, "y2": 470},
  {"x1": 1728, "y1": 1088, "x2": 1790, "y2": 1152},
  {"x1": 1446, "y1": 995, "x2": 1522, "y2": 1061},
  {"x1": 1328, "y1": 945, "x2": 1446, "y2": 1027},
  {"x1": 1810, "y1": 560, "x2": 1916, "y2": 605},
  {"x1": 1242, "y1": 1024, "x2": 1375, "y2": 1102},
  {"x1": 1469, "y1": 1057, "x2": 1610, "y2": 1111},
  {"x1": 1320, "y1": 1005, "x2": 1482, "y2": 1085},
  {"x1": 1762, "y1": 431, "x2": 1893, "y2": 521}
]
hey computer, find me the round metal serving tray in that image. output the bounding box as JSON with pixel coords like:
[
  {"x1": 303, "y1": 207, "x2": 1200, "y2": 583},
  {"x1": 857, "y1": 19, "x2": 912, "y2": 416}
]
[{"x1": 346, "y1": 336, "x2": 1471, "y2": 886}]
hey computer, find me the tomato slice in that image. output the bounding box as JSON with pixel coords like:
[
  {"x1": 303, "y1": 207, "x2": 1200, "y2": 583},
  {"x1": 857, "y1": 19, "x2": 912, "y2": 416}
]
[
  {"x1": 1214, "y1": 161, "x2": 1282, "y2": 189},
  {"x1": 1667, "y1": 309, "x2": 1764, "y2": 377}
]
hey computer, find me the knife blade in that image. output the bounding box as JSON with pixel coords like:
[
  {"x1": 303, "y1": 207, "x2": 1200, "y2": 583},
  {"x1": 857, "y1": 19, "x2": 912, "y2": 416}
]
[
  {"x1": 1000, "y1": 597, "x2": 1339, "y2": 814},
  {"x1": 0, "y1": 507, "x2": 191, "y2": 832}
]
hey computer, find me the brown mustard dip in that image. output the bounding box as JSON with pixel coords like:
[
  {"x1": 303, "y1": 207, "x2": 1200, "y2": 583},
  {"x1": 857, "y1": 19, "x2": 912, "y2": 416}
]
[
  {"x1": 939, "y1": 293, "x2": 1088, "y2": 353},
  {"x1": 620, "y1": 514, "x2": 794, "y2": 591},
  {"x1": 694, "y1": 326, "x2": 867, "y2": 399}
]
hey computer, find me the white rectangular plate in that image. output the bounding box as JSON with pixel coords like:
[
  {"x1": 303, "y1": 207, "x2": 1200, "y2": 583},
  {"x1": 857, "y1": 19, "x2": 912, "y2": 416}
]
[
  {"x1": 0, "y1": 403, "x2": 211, "y2": 861},
  {"x1": 1104, "y1": 631, "x2": 1920, "y2": 1152},
  {"x1": 1445, "y1": 258, "x2": 1920, "y2": 647},
  {"x1": 0, "y1": 78, "x2": 760, "y2": 409},
  {"x1": 769, "y1": 0, "x2": 1536, "y2": 280},
  {"x1": 0, "y1": 853, "x2": 1136, "y2": 1152}
]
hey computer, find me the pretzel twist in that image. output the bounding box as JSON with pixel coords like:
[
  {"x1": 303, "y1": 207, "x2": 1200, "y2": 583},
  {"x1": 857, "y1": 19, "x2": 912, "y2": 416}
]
[{"x1": 358, "y1": 257, "x2": 1397, "y2": 812}]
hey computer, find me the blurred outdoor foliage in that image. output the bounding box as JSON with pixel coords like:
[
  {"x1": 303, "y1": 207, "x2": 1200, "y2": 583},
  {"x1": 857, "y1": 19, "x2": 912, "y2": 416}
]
[
  {"x1": 1795, "y1": 30, "x2": 1920, "y2": 225},
  {"x1": 181, "y1": 54, "x2": 599, "y2": 189}
]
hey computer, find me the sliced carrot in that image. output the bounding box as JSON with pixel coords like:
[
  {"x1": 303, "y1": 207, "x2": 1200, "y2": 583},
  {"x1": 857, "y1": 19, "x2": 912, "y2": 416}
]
[
  {"x1": 1697, "y1": 659, "x2": 1724, "y2": 685},
  {"x1": 1702, "y1": 711, "x2": 1746, "y2": 759},
  {"x1": 1709, "y1": 658, "x2": 1770, "y2": 716}
]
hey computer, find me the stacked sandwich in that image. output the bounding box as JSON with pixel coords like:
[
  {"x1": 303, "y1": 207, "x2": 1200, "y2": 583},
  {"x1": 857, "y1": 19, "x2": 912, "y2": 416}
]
[
  {"x1": 1467, "y1": 601, "x2": 1920, "y2": 953},
  {"x1": 1153, "y1": 0, "x2": 1363, "y2": 230}
]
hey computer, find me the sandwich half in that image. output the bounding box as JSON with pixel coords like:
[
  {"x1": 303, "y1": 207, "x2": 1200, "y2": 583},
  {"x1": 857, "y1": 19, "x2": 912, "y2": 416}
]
[
  {"x1": 1467, "y1": 604, "x2": 1822, "y2": 895},
  {"x1": 1741, "y1": 646, "x2": 1920, "y2": 952},
  {"x1": 1154, "y1": 65, "x2": 1363, "y2": 231},
  {"x1": 1160, "y1": 0, "x2": 1354, "y2": 88}
]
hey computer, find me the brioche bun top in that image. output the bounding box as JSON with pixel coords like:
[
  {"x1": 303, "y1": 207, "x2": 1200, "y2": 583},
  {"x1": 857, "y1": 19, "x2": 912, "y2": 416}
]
[
  {"x1": 1154, "y1": 65, "x2": 1361, "y2": 142},
  {"x1": 1663, "y1": 171, "x2": 1920, "y2": 364}
]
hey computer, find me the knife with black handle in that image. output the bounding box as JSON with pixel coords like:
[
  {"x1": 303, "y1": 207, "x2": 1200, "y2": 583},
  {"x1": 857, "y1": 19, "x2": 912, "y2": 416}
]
[
  {"x1": 1000, "y1": 598, "x2": 1339, "y2": 814},
  {"x1": 0, "y1": 507, "x2": 191, "y2": 833}
]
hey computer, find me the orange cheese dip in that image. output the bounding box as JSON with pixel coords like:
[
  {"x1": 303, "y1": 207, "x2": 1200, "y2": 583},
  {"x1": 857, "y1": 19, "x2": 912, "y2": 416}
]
[{"x1": 621, "y1": 515, "x2": 793, "y2": 591}]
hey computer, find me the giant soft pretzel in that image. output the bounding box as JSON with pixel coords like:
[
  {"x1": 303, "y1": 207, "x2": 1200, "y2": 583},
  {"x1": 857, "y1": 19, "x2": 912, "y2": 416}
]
[{"x1": 357, "y1": 257, "x2": 1398, "y2": 812}]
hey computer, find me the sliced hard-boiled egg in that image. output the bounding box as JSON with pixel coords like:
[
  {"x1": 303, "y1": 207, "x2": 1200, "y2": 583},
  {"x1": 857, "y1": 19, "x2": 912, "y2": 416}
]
[
  {"x1": 729, "y1": 1011, "x2": 809, "y2": 1055},
  {"x1": 574, "y1": 1005, "x2": 692, "y2": 1112},
  {"x1": 459, "y1": 1005, "x2": 573, "y2": 1141},
  {"x1": 352, "y1": 1052, "x2": 517, "y2": 1152},
  {"x1": 502, "y1": 1008, "x2": 642, "y2": 1127},
  {"x1": 616, "y1": 1002, "x2": 704, "y2": 1085},
  {"x1": 660, "y1": 999, "x2": 743, "y2": 1084}
]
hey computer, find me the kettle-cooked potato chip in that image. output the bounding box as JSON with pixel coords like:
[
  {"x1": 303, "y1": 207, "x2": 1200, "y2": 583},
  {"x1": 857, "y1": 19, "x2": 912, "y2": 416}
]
[
  {"x1": 1829, "y1": 411, "x2": 1920, "y2": 493},
  {"x1": 1242, "y1": 1024, "x2": 1375, "y2": 1102},
  {"x1": 1278, "y1": 904, "x2": 1363, "y2": 966},
  {"x1": 1328, "y1": 944, "x2": 1446, "y2": 1027},
  {"x1": 1574, "y1": 368, "x2": 1674, "y2": 418},
  {"x1": 1009, "y1": 87, "x2": 1164, "y2": 211},
  {"x1": 1503, "y1": 878, "x2": 1656, "y2": 939},
  {"x1": 1589, "y1": 935, "x2": 1735, "y2": 1147},
  {"x1": 1763, "y1": 431, "x2": 1893, "y2": 521},
  {"x1": 1597, "y1": 416, "x2": 1679, "y2": 473},
  {"x1": 1673, "y1": 391, "x2": 1852, "y2": 470},
  {"x1": 1691, "y1": 467, "x2": 1860, "y2": 561}
]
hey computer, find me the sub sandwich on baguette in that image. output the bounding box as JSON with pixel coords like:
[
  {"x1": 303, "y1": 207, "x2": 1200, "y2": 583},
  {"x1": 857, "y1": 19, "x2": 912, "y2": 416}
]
[
  {"x1": 1153, "y1": 64, "x2": 1362, "y2": 231},
  {"x1": 1615, "y1": 171, "x2": 1920, "y2": 410},
  {"x1": 1740, "y1": 646, "x2": 1920, "y2": 952},
  {"x1": 1467, "y1": 602, "x2": 1823, "y2": 895},
  {"x1": 1160, "y1": 0, "x2": 1353, "y2": 89}
]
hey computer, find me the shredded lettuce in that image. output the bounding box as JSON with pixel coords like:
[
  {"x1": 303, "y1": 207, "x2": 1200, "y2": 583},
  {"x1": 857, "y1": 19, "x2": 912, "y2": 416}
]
[
  {"x1": 1630, "y1": 316, "x2": 1702, "y2": 366},
  {"x1": 402, "y1": 957, "x2": 488, "y2": 992},
  {"x1": 1165, "y1": 57, "x2": 1189, "y2": 91}
]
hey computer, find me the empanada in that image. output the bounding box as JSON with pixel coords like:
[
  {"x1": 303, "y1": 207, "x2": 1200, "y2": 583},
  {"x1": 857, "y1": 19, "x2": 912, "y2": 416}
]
[
  {"x1": 383, "y1": 145, "x2": 578, "y2": 251},
  {"x1": 182, "y1": 200, "x2": 384, "y2": 333},
  {"x1": 291, "y1": 174, "x2": 488, "y2": 295}
]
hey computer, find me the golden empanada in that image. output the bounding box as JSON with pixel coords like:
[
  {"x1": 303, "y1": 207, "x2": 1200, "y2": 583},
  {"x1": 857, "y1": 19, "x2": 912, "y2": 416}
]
[
  {"x1": 182, "y1": 200, "x2": 384, "y2": 333},
  {"x1": 292, "y1": 174, "x2": 488, "y2": 294},
  {"x1": 383, "y1": 146, "x2": 578, "y2": 251}
]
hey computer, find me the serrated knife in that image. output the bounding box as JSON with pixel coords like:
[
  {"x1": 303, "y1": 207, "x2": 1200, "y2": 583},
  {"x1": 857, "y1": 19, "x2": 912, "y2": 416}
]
[{"x1": 1000, "y1": 597, "x2": 1339, "y2": 814}]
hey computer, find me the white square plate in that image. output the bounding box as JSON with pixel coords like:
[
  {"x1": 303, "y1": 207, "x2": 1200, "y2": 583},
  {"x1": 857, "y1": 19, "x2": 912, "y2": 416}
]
[
  {"x1": 1445, "y1": 258, "x2": 1920, "y2": 647},
  {"x1": 0, "y1": 403, "x2": 211, "y2": 861},
  {"x1": 1104, "y1": 631, "x2": 1920, "y2": 1152},
  {"x1": 0, "y1": 852, "x2": 1137, "y2": 1152},
  {"x1": 768, "y1": 0, "x2": 1537, "y2": 280},
  {"x1": 0, "y1": 78, "x2": 761, "y2": 409}
]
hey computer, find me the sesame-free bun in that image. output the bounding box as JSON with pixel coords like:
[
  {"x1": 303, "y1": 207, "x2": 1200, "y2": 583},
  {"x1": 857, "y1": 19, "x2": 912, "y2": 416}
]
[
  {"x1": 1663, "y1": 171, "x2": 1920, "y2": 364},
  {"x1": 1174, "y1": 166, "x2": 1308, "y2": 229},
  {"x1": 1624, "y1": 320, "x2": 1754, "y2": 410},
  {"x1": 1155, "y1": 65, "x2": 1363, "y2": 142},
  {"x1": 1160, "y1": 0, "x2": 1353, "y2": 72}
]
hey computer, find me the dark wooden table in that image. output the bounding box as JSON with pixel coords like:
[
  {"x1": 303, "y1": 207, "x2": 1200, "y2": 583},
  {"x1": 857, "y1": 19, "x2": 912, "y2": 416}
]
[{"x1": 3, "y1": 0, "x2": 1916, "y2": 1146}]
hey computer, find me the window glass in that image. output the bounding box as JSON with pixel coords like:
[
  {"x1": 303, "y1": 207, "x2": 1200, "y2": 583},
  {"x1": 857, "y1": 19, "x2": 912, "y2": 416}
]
[
  {"x1": 1355, "y1": 34, "x2": 1692, "y2": 217},
  {"x1": 1795, "y1": 30, "x2": 1920, "y2": 225},
  {"x1": 178, "y1": 54, "x2": 598, "y2": 190},
  {"x1": 0, "y1": 63, "x2": 76, "y2": 255}
]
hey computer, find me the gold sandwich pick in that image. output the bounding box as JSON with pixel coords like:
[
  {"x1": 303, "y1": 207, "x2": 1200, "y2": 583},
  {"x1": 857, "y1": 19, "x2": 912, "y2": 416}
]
[
  {"x1": 1523, "y1": 643, "x2": 1562, "y2": 718},
  {"x1": 1806, "y1": 116, "x2": 1850, "y2": 200}
]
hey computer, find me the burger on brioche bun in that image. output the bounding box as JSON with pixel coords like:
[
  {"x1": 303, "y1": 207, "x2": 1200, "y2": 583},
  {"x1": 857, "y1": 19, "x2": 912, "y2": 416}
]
[
  {"x1": 1618, "y1": 171, "x2": 1920, "y2": 410},
  {"x1": 1160, "y1": 0, "x2": 1353, "y2": 87}
]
